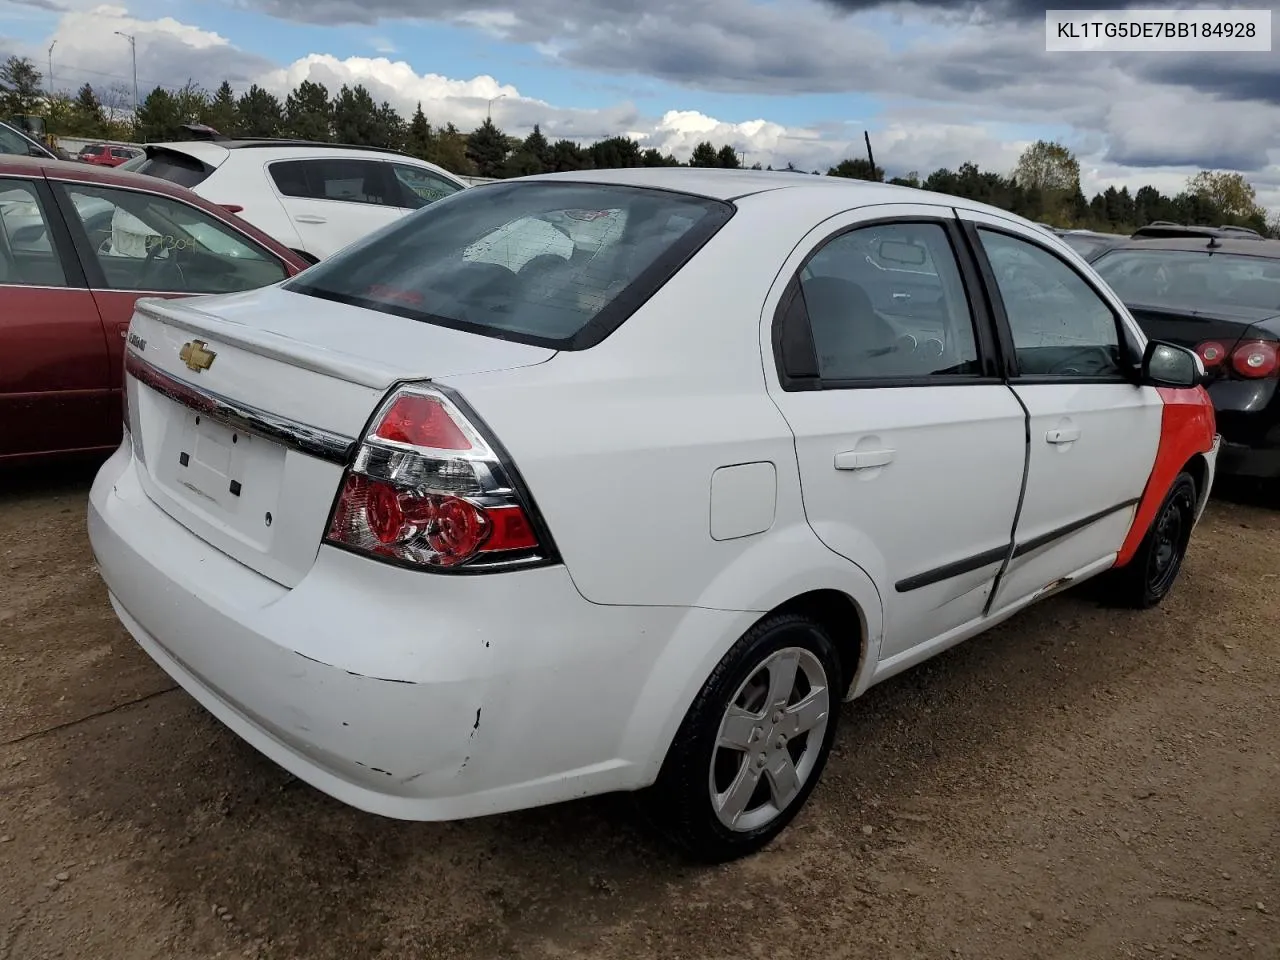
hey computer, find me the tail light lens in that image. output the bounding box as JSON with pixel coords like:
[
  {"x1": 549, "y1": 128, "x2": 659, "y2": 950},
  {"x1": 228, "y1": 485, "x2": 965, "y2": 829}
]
[
  {"x1": 1195, "y1": 341, "x2": 1227, "y2": 367},
  {"x1": 1231, "y1": 340, "x2": 1278, "y2": 379},
  {"x1": 324, "y1": 384, "x2": 555, "y2": 572}
]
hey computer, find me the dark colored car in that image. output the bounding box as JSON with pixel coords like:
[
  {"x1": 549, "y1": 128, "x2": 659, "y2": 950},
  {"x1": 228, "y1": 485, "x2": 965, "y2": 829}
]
[
  {"x1": 1059, "y1": 229, "x2": 1128, "y2": 259},
  {"x1": 1130, "y1": 221, "x2": 1265, "y2": 242},
  {"x1": 0, "y1": 155, "x2": 310, "y2": 465},
  {"x1": 1089, "y1": 235, "x2": 1280, "y2": 479}
]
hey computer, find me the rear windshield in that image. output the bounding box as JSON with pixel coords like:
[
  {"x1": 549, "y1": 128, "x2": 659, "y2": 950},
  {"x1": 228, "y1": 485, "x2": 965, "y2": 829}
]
[
  {"x1": 1092, "y1": 248, "x2": 1280, "y2": 315},
  {"x1": 130, "y1": 149, "x2": 213, "y2": 188},
  {"x1": 80, "y1": 145, "x2": 106, "y2": 155},
  {"x1": 285, "y1": 180, "x2": 734, "y2": 348}
]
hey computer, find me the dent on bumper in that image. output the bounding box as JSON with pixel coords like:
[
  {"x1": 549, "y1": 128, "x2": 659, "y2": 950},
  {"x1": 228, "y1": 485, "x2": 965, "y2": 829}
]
[{"x1": 87, "y1": 444, "x2": 706, "y2": 820}]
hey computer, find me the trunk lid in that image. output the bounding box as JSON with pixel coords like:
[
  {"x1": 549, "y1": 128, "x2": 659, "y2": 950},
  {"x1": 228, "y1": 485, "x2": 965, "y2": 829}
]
[
  {"x1": 124, "y1": 286, "x2": 555, "y2": 587},
  {"x1": 1128, "y1": 303, "x2": 1279, "y2": 352}
]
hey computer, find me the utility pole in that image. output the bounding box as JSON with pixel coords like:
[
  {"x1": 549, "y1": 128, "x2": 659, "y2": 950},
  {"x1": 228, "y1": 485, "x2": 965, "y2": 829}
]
[
  {"x1": 486, "y1": 93, "x2": 506, "y2": 122},
  {"x1": 115, "y1": 31, "x2": 138, "y2": 114},
  {"x1": 46, "y1": 41, "x2": 56, "y2": 96}
]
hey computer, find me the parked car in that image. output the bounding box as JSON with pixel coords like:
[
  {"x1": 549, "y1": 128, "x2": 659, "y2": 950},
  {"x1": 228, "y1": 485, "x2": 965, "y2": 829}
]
[
  {"x1": 78, "y1": 143, "x2": 143, "y2": 167},
  {"x1": 1130, "y1": 220, "x2": 1265, "y2": 241},
  {"x1": 0, "y1": 155, "x2": 309, "y2": 465},
  {"x1": 125, "y1": 139, "x2": 468, "y2": 262},
  {"x1": 0, "y1": 119, "x2": 57, "y2": 159},
  {"x1": 89, "y1": 169, "x2": 1217, "y2": 863},
  {"x1": 1089, "y1": 234, "x2": 1280, "y2": 479},
  {"x1": 1058, "y1": 228, "x2": 1127, "y2": 259}
]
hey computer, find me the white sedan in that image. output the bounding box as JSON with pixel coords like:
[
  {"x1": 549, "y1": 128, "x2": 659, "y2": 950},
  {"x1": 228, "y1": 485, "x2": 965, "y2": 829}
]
[{"x1": 89, "y1": 168, "x2": 1219, "y2": 862}]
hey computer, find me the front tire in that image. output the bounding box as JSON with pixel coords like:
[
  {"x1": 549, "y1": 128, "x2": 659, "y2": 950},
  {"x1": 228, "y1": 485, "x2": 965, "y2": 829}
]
[
  {"x1": 642, "y1": 613, "x2": 842, "y2": 863},
  {"x1": 1105, "y1": 471, "x2": 1198, "y2": 609}
]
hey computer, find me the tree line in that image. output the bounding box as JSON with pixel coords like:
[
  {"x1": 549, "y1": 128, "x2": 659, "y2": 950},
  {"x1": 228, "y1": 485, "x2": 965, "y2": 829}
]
[{"x1": 4, "y1": 55, "x2": 1276, "y2": 238}]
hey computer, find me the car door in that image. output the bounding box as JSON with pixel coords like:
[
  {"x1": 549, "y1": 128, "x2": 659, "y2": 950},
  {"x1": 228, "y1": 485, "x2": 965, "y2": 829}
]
[
  {"x1": 0, "y1": 175, "x2": 113, "y2": 459},
  {"x1": 266, "y1": 157, "x2": 406, "y2": 259},
  {"x1": 51, "y1": 180, "x2": 292, "y2": 434},
  {"x1": 765, "y1": 205, "x2": 1028, "y2": 662},
  {"x1": 959, "y1": 210, "x2": 1163, "y2": 611}
]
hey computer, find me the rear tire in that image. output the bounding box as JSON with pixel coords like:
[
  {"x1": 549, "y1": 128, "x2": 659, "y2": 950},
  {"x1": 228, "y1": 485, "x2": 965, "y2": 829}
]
[
  {"x1": 640, "y1": 613, "x2": 842, "y2": 863},
  {"x1": 1103, "y1": 471, "x2": 1197, "y2": 609}
]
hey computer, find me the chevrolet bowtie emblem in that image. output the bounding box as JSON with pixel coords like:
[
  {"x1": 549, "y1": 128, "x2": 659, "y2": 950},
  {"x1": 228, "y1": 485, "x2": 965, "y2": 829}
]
[{"x1": 179, "y1": 340, "x2": 216, "y2": 373}]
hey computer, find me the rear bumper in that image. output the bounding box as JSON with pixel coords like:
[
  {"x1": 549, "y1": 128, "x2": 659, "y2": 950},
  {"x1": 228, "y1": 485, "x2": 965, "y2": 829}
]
[
  {"x1": 88, "y1": 441, "x2": 740, "y2": 820},
  {"x1": 1215, "y1": 438, "x2": 1280, "y2": 479}
]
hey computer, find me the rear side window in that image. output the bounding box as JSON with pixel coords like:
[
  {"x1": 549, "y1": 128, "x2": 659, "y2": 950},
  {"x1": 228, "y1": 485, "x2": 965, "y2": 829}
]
[
  {"x1": 286, "y1": 181, "x2": 734, "y2": 348},
  {"x1": 131, "y1": 149, "x2": 213, "y2": 188},
  {"x1": 269, "y1": 159, "x2": 394, "y2": 206}
]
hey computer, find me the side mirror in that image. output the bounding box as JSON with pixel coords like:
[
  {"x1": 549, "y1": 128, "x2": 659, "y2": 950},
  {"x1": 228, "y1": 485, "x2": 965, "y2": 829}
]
[{"x1": 1141, "y1": 340, "x2": 1203, "y2": 388}]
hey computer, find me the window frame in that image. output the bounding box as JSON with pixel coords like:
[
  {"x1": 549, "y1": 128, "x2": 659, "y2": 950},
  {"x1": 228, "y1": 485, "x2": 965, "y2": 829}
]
[
  {"x1": 959, "y1": 220, "x2": 1144, "y2": 385},
  {"x1": 772, "y1": 214, "x2": 1004, "y2": 392},
  {"x1": 0, "y1": 175, "x2": 85, "y2": 289},
  {"x1": 48, "y1": 177, "x2": 290, "y2": 295},
  {"x1": 267, "y1": 157, "x2": 398, "y2": 208}
]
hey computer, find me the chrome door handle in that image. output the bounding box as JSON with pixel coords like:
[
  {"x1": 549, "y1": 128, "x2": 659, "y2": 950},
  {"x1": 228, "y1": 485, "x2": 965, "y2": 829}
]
[
  {"x1": 1046, "y1": 427, "x2": 1081, "y2": 444},
  {"x1": 295, "y1": 215, "x2": 327, "y2": 224},
  {"x1": 834, "y1": 448, "x2": 895, "y2": 470}
]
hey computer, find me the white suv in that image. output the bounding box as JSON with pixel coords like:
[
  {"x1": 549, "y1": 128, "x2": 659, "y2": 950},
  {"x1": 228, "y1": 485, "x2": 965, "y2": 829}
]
[{"x1": 127, "y1": 140, "x2": 468, "y2": 262}]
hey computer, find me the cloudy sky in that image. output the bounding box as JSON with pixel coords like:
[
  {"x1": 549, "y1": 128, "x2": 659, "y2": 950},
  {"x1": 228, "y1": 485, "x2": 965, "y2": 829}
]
[{"x1": 2, "y1": 0, "x2": 1278, "y2": 212}]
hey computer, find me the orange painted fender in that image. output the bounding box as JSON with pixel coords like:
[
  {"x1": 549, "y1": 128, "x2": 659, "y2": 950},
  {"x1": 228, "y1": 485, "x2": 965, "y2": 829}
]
[{"x1": 1115, "y1": 386, "x2": 1217, "y2": 568}]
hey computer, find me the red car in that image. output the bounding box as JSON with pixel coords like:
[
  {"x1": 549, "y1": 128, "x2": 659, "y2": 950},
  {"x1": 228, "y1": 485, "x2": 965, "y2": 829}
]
[
  {"x1": 1, "y1": 156, "x2": 309, "y2": 465},
  {"x1": 78, "y1": 143, "x2": 142, "y2": 167}
]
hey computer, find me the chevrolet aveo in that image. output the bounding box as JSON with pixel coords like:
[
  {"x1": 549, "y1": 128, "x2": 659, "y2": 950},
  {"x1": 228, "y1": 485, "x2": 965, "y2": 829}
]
[{"x1": 89, "y1": 169, "x2": 1219, "y2": 862}]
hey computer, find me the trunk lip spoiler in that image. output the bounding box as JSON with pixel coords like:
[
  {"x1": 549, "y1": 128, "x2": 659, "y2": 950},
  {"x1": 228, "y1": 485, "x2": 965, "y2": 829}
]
[{"x1": 125, "y1": 349, "x2": 357, "y2": 466}]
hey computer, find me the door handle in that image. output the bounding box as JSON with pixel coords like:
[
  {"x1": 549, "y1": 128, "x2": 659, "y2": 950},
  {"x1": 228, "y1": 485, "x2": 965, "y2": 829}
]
[
  {"x1": 295, "y1": 215, "x2": 327, "y2": 224},
  {"x1": 1046, "y1": 427, "x2": 1081, "y2": 444},
  {"x1": 834, "y1": 448, "x2": 895, "y2": 470}
]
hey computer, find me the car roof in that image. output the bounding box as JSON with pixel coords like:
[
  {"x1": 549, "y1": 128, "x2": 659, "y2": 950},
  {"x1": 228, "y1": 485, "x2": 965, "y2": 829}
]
[
  {"x1": 513, "y1": 166, "x2": 1028, "y2": 218},
  {"x1": 0, "y1": 154, "x2": 308, "y2": 268},
  {"x1": 1096, "y1": 236, "x2": 1280, "y2": 258}
]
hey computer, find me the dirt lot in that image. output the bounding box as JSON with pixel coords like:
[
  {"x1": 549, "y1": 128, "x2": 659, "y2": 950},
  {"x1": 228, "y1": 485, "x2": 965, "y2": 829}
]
[{"x1": 1, "y1": 462, "x2": 1278, "y2": 960}]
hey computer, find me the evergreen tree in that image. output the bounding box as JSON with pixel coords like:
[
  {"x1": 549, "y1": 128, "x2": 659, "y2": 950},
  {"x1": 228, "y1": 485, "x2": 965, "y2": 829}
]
[
  {"x1": 284, "y1": 80, "x2": 331, "y2": 141},
  {"x1": 236, "y1": 84, "x2": 283, "y2": 137},
  {"x1": 406, "y1": 103, "x2": 433, "y2": 160},
  {"x1": 465, "y1": 118, "x2": 509, "y2": 177},
  {"x1": 135, "y1": 87, "x2": 184, "y2": 142},
  {"x1": 202, "y1": 81, "x2": 239, "y2": 137},
  {"x1": 689, "y1": 141, "x2": 719, "y2": 167},
  {"x1": 716, "y1": 144, "x2": 740, "y2": 168},
  {"x1": 0, "y1": 56, "x2": 43, "y2": 116},
  {"x1": 71, "y1": 83, "x2": 105, "y2": 137}
]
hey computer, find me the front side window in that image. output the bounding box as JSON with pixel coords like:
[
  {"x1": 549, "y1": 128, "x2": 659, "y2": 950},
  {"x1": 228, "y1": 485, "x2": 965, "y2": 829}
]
[
  {"x1": 286, "y1": 181, "x2": 732, "y2": 347},
  {"x1": 270, "y1": 159, "x2": 393, "y2": 206},
  {"x1": 61, "y1": 185, "x2": 287, "y2": 294},
  {"x1": 0, "y1": 179, "x2": 67, "y2": 286},
  {"x1": 798, "y1": 221, "x2": 982, "y2": 380},
  {"x1": 0, "y1": 124, "x2": 43, "y2": 158},
  {"x1": 1092, "y1": 248, "x2": 1280, "y2": 314},
  {"x1": 977, "y1": 228, "x2": 1124, "y2": 378},
  {"x1": 388, "y1": 163, "x2": 463, "y2": 209}
]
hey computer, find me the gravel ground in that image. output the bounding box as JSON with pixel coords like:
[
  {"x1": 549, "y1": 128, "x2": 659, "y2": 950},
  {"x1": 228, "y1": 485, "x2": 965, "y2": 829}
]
[{"x1": 1, "y1": 462, "x2": 1278, "y2": 960}]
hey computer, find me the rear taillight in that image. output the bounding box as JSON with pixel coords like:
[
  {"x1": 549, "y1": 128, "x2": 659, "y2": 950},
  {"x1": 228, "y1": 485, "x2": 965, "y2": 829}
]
[
  {"x1": 324, "y1": 384, "x2": 554, "y2": 571},
  {"x1": 1195, "y1": 340, "x2": 1227, "y2": 367},
  {"x1": 1231, "y1": 340, "x2": 1278, "y2": 379}
]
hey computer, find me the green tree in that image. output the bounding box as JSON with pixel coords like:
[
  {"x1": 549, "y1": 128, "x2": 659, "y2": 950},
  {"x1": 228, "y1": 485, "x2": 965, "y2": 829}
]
[
  {"x1": 42, "y1": 92, "x2": 76, "y2": 136},
  {"x1": 688, "y1": 141, "x2": 719, "y2": 167},
  {"x1": 70, "y1": 83, "x2": 105, "y2": 137},
  {"x1": 406, "y1": 102, "x2": 433, "y2": 160},
  {"x1": 523, "y1": 124, "x2": 552, "y2": 169},
  {"x1": 716, "y1": 144, "x2": 740, "y2": 168},
  {"x1": 586, "y1": 135, "x2": 642, "y2": 169},
  {"x1": 330, "y1": 84, "x2": 380, "y2": 144},
  {"x1": 1186, "y1": 170, "x2": 1266, "y2": 222},
  {"x1": 284, "y1": 80, "x2": 330, "y2": 141},
  {"x1": 202, "y1": 81, "x2": 239, "y2": 137},
  {"x1": 465, "y1": 118, "x2": 509, "y2": 177},
  {"x1": 828, "y1": 157, "x2": 883, "y2": 181},
  {"x1": 173, "y1": 80, "x2": 208, "y2": 126},
  {"x1": 640, "y1": 147, "x2": 679, "y2": 167},
  {"x1": 0, "y1": 56, "x2": 43, "y2": 116},
  {"x1": 375, "y1": 101, "x2": 405, "y2": 150},
  {"x1": 550, "y1": 138, "x2": 588, "y2": 172},
  {"x1": 432, "y1": 122, "x2": 473, "y2": 174},
  {"x1": 135, "y1": 87, "x2": 184, "y2": 141},
  {"x1": 236, "y1": 84, "x2": 283, "y2": 137}
]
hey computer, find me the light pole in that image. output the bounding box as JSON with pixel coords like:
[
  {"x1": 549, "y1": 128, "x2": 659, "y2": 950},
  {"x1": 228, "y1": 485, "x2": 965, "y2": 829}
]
[
  {"x1": 46, "y1": 41, "x2": 56, "y2": 96},
  {"x1": 114, "y1": 31, "x2": 138, "y2": 114},
  {"x1": 486, "y1": 93, "x2": 506, "y2": 122}
]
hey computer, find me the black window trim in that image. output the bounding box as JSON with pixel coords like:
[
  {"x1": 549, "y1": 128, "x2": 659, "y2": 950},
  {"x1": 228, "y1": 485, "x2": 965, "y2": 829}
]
[
  {"x1": 771, "y1": 213, "x2": 1005, "y2": 392},
  {"x1": 0, "y1": 174, "x2": 86, "y2": 288},
  {"x1": 267, "y1": 156, "x2": 401, "y2": 209},
  {"x1": 287, "y1": 179, "x2": 738, "y2": 352},
  {"x1": 959, "y1": 218, "x2": 1145, "y2": 386},
  {"x1": 48, "y1": 177, "x2": 289, "y2": 293}
]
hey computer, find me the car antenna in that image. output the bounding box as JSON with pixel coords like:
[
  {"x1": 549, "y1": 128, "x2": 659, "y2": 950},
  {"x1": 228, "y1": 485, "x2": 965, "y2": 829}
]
[{"x1": 1207, "y1": 236, "x2": 1221, "y2": 249}]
